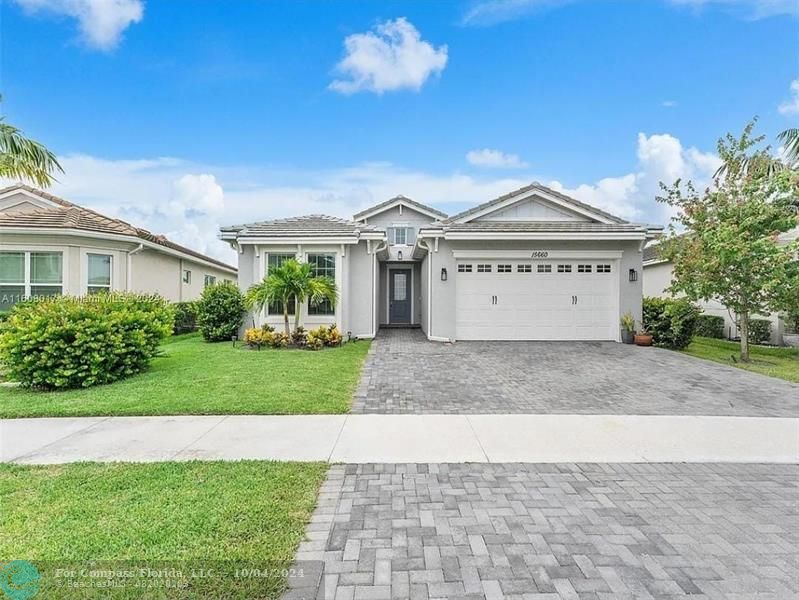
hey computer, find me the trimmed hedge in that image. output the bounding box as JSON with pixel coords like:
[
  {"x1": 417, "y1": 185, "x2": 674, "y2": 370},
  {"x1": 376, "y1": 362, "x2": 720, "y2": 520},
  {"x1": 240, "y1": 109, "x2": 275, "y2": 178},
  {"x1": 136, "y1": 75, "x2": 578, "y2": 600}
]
[
  {"x1": 695, "y1": 314, "x2": 725, "y2": 339},
  {"x1": 173, "y1": 301, "x2": 199, "y2": 335},
  {"x1": 196, "y1": 282, "x2": 245, "y2": 342},
  {"x1": 748, "y1": 318, "x2": 771, "y2": 345},
  {"x1": 642, "y1": 297, "x2": 700, "y2": 350},
  {"x1": 0, "y1": 294, "x2": 173, "y2": 389}
]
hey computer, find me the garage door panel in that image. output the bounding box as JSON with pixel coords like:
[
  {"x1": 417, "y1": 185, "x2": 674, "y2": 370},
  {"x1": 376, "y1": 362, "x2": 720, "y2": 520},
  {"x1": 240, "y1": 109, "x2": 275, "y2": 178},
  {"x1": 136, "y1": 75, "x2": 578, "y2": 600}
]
[{"x1": 455, "y1": 260, "x2": 618, "y2": 341}]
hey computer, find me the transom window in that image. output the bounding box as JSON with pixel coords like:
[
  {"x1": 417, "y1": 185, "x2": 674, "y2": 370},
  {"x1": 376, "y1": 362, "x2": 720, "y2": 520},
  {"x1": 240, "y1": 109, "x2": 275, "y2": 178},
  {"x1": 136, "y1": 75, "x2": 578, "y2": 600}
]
[
  {"x1": 267, "y1": 253, "x2": 296, "y2": 315},
  {"x1": 537, "y1": 264, "x2": 552, "y2": 273},
  {"x1": 557, "y1": 264, "x2": 572, "y2": 273},
  {"x1": 389, "y1": 227, "x2": 414, "y2": 246},
  {"x1": 597, "y1": 264, "x2": 611, "y2": 273},
  {"x1": 497, "y1": 264, "x2": 512, "y2": 273},
  {"x1": 517, "y1": 264, "x2": 532, "y2": 273},
  {"x1": 477, "y1": 264, "x2": 492, "y2": 273},
  {"x1": 307, "y1": 253, "x2": 335, "y2": 315},
  {"x1": 457, "y1": 264, "x2": 472, "y2": 273},
  {"x1": 577, "y1": 264, "x2": 592, "y2": 273},
  {"x1": 204, "y1": 275, "x2": 217, "y2": 287},
  {"x1": 0, "y1": 251, "x2": 63, "y2": 311},
  {"x1": 87, "y1": 253, "x2": 112, "y2": 294}
]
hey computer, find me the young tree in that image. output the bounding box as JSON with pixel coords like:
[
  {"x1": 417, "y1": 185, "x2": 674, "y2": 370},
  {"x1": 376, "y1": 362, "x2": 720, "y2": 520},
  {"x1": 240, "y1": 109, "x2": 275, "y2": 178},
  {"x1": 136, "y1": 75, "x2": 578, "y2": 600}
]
[
  {"x1": 244, "y1": 259, "x2": 338, "y2": 337},
  {"x1": 657, "y1": 121, "x2": 799, "y2": 361},
  {"x1": 0, "y1": 102, "x2": 63, "y2": 187}
]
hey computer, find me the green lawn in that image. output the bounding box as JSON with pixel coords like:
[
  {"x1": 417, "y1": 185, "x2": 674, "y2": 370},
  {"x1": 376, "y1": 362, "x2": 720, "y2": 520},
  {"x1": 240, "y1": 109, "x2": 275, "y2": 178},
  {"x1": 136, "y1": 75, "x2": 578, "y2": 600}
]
[
  {"x1": 0, "y1": 334, "x2": 370, "y2": 418},
  {"x1": 682, "y1": 336, "x2": 799, "y2": 383},
  {"x1": 0, "y1": 461, "x2": 327, "y2": 599}
]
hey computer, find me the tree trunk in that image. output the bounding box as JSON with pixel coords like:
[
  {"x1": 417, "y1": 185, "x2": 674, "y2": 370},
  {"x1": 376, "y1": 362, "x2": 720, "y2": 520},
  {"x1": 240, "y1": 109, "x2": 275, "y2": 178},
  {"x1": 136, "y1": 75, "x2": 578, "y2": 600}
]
[
  {"x1": 283, "y1": 303, "x2": 290, "y2": 338},
  {"x1": 293, "y1": 295, "x2": 301, "y2": 334},
  {"x1": 739, "y1": 311, "x2": 750, "y2": 362}
]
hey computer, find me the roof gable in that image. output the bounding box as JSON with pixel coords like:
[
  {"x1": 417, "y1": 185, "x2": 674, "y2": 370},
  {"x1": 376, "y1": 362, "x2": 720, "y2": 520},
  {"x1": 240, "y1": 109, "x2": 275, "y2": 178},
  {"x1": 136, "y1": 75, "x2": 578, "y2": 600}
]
[
  {"x1": 445, "y1": 183, "x2": 627, "y2": 225},
  {"x1": 353, "y1": 195, "x2": 447, "y2": 222}
]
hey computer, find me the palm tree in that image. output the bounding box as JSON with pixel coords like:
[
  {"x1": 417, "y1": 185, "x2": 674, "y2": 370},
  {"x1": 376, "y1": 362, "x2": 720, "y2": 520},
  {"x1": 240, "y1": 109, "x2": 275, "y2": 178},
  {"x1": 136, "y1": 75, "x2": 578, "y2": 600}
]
[
  {"x1": 778, "y1": 128, "x2": 799, "y2": 165},
  {"x1": 0, "y1": 107, "x2": 63, "y2": 187},
  {"x1": 244, "y1": 259, "x2": 338, "y2": 337},
  {"x1": 714, "y1": 122, "x2": 798, "y2": 179}
]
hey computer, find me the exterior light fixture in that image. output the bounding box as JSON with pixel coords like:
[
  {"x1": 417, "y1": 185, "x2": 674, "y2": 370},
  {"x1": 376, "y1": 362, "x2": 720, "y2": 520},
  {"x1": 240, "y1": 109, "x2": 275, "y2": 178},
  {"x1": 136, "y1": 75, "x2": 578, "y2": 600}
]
[
  {"x1": 397, "y1": 250, "x2": 403, "y2": 261},
  {"x1": 441, "y1": 267, "x2": 448, "y2": 281},
  {"x1": 628, "y1": 268, "x2": 638, "y2": 282}
]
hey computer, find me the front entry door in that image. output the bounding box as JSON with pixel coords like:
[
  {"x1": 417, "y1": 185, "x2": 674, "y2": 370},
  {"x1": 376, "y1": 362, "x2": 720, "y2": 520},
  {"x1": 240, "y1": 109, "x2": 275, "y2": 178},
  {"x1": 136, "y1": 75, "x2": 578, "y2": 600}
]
[{"x1": 389, "y1": 269, "x2": 411, "y2": 324}]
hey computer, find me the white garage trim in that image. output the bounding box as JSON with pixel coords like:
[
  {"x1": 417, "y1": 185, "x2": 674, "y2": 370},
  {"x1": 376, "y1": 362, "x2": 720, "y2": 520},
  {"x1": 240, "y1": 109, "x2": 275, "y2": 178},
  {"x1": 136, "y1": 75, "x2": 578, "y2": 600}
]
[{"x1": 452, "y1": 250, "x2": 624, "y2": 260}]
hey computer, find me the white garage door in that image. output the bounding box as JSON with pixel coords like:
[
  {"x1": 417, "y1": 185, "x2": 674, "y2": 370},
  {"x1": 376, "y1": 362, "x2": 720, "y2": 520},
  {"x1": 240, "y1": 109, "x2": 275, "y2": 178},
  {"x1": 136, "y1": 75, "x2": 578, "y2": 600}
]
[{"x1": 455, "y1": 260, "x2": 618, "y2": 341}]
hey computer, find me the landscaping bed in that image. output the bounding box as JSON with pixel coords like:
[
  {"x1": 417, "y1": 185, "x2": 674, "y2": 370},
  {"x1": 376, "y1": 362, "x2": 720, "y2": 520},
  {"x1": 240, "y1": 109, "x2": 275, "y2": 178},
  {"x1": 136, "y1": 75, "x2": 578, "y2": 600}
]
[
  {"x1": 0, "y1": 334, "x2": 370, "y2": 418},
  {"x1": 681, "y1": 336, "x2": 799, "y2": 383},
  {"x1": 0, "y1": 461, "x2": 327, "y2": 599}
]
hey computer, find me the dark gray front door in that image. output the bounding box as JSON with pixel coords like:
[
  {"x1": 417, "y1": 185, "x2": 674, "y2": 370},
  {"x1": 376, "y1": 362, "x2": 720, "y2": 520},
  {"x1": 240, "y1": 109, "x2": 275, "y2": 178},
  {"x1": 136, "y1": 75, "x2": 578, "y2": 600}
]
[{"x1": 389, "y1": 269, "x2": 411, "y2": 324}]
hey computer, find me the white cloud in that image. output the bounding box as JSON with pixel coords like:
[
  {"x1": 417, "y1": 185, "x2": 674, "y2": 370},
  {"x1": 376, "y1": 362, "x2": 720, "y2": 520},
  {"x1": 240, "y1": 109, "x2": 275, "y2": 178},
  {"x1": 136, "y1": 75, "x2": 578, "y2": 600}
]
[
  {"x1": 466, "y1": 148, "x2": 528, "y2": 169},
  {"x1": 778, "y1": 79, "x2": 799, "y2": 116},
  {"x1": 661, "y1": 100, "x2": 678, "y2": 108},
  {"x1": 461, "y1": 0, "x2": 796, "y2": 24},
  {"x1": 329, "y1": 17, "x2": 448, "y2": 94},
  {"x1": 13, "y1": 0, "x2": 143, "y2": 50}
]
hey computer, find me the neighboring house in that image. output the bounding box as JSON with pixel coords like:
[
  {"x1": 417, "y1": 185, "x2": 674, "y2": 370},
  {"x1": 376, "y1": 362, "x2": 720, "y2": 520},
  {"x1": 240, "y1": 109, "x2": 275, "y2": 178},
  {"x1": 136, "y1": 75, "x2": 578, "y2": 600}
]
[
  {"x1": 221, "y1": 183, "x2": 661, "y2": 341},
  {"x1": 0, "y1": 184, "x2": 237, "y2": 311},
  {"x1": 642, "y1": 229, "x2": 799, "y2": 345}
]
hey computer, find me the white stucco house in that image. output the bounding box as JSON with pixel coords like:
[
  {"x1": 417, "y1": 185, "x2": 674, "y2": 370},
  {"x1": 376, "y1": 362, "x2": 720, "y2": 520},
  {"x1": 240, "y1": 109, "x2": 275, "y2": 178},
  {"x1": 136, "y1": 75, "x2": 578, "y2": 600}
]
[
  {"x1": 221, "y1": 183, "x2": 661, "y2": 341},
  {"x1": 0, "y1": 184, "x2": 237, "y2": 311},
  {"x1": 642, "y1": 229, "x2": 799, "y2": 346}
]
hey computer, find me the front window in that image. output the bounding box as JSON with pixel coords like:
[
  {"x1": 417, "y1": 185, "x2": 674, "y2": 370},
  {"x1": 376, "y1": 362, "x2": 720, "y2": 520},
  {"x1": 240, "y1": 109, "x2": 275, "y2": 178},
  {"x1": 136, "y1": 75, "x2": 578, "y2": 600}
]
[
  {"x1": 87, "y1": 254, "x2": 112, "y2": 294},
  {"x1": 267, "y1": 253, "x2": 296, "y2": 316},
  {"x1": 307, "y1": 253, "x2": 335, "y2": 315},
  {"x1": 393, "y1": 227, "x2": 407, "y2": 245},
  {"x1": 0, "y1": 251, "x2": 63, "y2": 310},
  {"x1": 204, "y1": 274, "x2": 217, "y2": 287}
]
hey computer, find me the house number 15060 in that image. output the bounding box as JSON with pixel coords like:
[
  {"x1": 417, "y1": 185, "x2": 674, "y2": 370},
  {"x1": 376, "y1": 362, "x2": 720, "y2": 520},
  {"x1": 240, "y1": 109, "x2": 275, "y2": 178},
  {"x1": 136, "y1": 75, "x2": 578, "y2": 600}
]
[{"x1": 531, "y1": 251, "x2": 549, "y2": 258}]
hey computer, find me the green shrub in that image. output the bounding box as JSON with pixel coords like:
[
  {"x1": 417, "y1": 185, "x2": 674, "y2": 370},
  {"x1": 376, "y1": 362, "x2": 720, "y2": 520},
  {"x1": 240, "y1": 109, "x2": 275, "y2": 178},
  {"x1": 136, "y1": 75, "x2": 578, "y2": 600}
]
[
  {"x1": 0, "y1": 311, "x2": 9, "y2": 323},
  {"x1": 0, "y1": 294, "x2": 173, "y2": 390},
  {"x1": 196, "y1": 282, "x2": 245, "y2": 342},
  {"x1": 748, "y1": 318, "x2": 771, "y2": 344},
  {"x1": 695, "y1": 314, "x2": 725, "y2": 339},
  {"x1": 172, "y1": 301, "x2": 199, "y2": 335},
  {"x1": 642, "y1": 297, "x2": 700, "y2": 350}
]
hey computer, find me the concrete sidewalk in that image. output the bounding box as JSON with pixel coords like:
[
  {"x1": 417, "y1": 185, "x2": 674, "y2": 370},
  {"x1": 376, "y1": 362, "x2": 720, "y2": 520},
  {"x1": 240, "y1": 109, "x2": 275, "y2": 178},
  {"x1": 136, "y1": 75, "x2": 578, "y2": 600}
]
[{"x1": 2, "y1": 414, "x2": 797, "y2": 464}]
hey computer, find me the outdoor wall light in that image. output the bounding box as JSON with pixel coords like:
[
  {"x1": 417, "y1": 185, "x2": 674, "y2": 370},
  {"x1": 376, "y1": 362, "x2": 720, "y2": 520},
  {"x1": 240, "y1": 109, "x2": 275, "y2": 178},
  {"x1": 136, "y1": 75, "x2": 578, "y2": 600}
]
[
  {"x1": 397, "y1": 250, "x2": 403, "y2": 261},
  {"x1": 441, "y1": 267, "x2": 448, "y2": 281},
  {"x1": 628, "y1": 268, "x2": 638, "y2": 282}
]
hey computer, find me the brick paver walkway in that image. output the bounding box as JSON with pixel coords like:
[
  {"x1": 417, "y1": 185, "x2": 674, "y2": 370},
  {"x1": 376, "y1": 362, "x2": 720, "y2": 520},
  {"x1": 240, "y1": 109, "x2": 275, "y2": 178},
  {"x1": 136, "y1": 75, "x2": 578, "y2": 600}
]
[
  {"x1": 351, "y1": 329, "x2": 799, "y2": 416},
  {"x1": 286, "y1": 463, "x2": 799, "y2": 599}
]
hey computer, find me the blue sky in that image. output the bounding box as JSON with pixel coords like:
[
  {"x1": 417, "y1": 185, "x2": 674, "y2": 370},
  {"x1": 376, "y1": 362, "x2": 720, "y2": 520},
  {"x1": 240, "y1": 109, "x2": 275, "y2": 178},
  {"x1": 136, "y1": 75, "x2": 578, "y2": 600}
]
[{"x1": 2, "y1": 0, "x2": 797, "y2": 261}]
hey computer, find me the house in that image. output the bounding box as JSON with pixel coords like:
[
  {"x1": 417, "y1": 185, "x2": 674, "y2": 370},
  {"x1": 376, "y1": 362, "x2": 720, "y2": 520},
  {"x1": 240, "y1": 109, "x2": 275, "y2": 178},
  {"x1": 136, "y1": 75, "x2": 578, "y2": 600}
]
[
  {"x1": 642, "y1": 230, "x2": 799, "y2": 345},
  {"x1": 0, "y1": 184, "x2": 237, "y2": 311},
  {"x1": 222, "y1": 183, "x2": 661, "y2": 341}
]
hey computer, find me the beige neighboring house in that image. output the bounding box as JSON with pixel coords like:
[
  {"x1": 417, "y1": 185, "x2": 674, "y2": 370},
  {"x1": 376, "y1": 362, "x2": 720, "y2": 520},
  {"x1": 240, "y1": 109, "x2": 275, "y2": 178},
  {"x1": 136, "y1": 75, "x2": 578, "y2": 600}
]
[
  {"x1": 0, "y1": 184, "x2": 237, "y2": 311},
  {"x1": 642, "y1": 228, "x2": 799, "y2": 345}
]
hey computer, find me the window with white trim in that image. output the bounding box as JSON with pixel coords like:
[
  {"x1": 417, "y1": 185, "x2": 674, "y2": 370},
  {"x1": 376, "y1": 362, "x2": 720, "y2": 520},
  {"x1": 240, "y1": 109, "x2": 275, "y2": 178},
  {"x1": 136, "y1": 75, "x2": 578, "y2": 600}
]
[
  {"x1": 307, "y1": 253, "x2": 335, "y2": 315},
  {"x1": 517, "y1": 264, "x2": 532, "y2": 273},
  {"x1": 0, "y1": 251, "x2": 63, "y2": 310},
  {"x1": 597, "y1": 264, "x2": 611, "y2": 273},
  {"x1": 577, "y1": 264, "x2": 592, "y2": 273},
  {"x1": 267, "y1": 253, "x2": 296, "y2": 316},
  {"x1": 204, "y1": 274, "x2": 217, "y2": 287},
  {"x1": 477, "y1": 264, "x2": 492, "y2": 273},
  {"x1": 392, "y1": 227, "x2": 407, "y2": 245},
  {"x1": 497, "y1": 264, "x2": 512, "y2": 273},
  {"x1": 457, "y1": 264, "x2": 472, "y2": 273},
  {"x1": 557, "y1": 264, "x2": 572, "y2": 273},
  {"x1": 537, "y1": 264, "x2": 552, "y2": 273},
  {"x1": 87, "y1": 253, "x2": 112, "y2": 294}
]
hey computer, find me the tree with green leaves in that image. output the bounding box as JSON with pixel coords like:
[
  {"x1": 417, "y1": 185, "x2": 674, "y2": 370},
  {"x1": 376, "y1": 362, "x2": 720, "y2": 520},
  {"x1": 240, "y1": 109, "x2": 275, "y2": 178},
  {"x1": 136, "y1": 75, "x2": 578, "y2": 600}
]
[
  {"x1": 244, "y1": 259, "x2": 338, "y2": 337},
  {"x1": 0, "y1": 104, "x2": 63, "y2": 187},
  {"x1": 657, "y1": 121, "x2": 799, "y2": 362}
]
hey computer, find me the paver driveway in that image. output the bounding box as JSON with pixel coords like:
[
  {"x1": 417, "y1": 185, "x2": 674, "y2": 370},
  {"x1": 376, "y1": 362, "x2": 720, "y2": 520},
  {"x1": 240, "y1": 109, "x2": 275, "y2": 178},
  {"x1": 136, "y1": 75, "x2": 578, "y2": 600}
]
[
  {"x1": 287, "y1": 463, "x2": 799, "y2": 600},
  {"x1": 352, "y1": 330, "x2": 799, "y2": 416}
]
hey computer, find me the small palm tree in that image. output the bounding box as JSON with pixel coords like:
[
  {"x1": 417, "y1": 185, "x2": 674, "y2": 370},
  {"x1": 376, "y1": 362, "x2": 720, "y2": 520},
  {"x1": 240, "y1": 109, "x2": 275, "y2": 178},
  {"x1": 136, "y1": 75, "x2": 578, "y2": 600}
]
[
  {"x1": 244, "y1": 259, "x2": 338, "y2": 337},
  {"x1": 778, "y1": 128, "x2": 799, "y2": 166},
  {"x1": 0, "y1": 102, "x2": 63, "y2": 187}
]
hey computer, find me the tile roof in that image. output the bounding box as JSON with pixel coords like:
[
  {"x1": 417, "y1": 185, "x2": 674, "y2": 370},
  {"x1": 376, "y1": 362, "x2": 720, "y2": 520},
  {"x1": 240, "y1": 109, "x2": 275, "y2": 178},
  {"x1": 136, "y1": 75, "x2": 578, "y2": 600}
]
[
  {"x1": 353, "y1": 195, "x2": 448, "y2": 220},
  {"x1": 442, "y1": 221, "x2": 647, "y2": 233},
  {"x1": 220, "y1": 214, "x2": 382, "y2": 238},
  {"x1": 643, "y1": 243, "x2": 664, "y2": 263},
  {"x1": 443, "y1": 182, "x2": 628, "y2": 225},
  {"x1": 0, "y1": 184, "x2": 236, "y2": 272}
]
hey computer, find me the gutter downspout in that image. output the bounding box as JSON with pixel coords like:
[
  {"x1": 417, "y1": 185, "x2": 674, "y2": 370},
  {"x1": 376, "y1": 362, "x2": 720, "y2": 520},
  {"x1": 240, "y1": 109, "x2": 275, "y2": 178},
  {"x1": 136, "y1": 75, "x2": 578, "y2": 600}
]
[
  {"x1": 417, "y1": 238, "x2": 434, "y2": 339},
  {"x1": 370, "y1": 240, "x2": 388, "y2": 338},
  {"x1": 127, "y1": 243, "x2": 144, "y2": 292}
]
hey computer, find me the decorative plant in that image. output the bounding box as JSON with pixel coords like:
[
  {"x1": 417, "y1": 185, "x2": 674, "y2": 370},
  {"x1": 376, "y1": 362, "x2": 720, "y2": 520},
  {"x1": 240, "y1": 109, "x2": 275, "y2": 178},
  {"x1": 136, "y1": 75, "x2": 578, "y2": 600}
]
[
  {"x1": 196, "y1": 281, "x2": 245, "y2": 342},
  {"x1": 620, "y1": 312, "x2": 636, "y2": 333}
]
